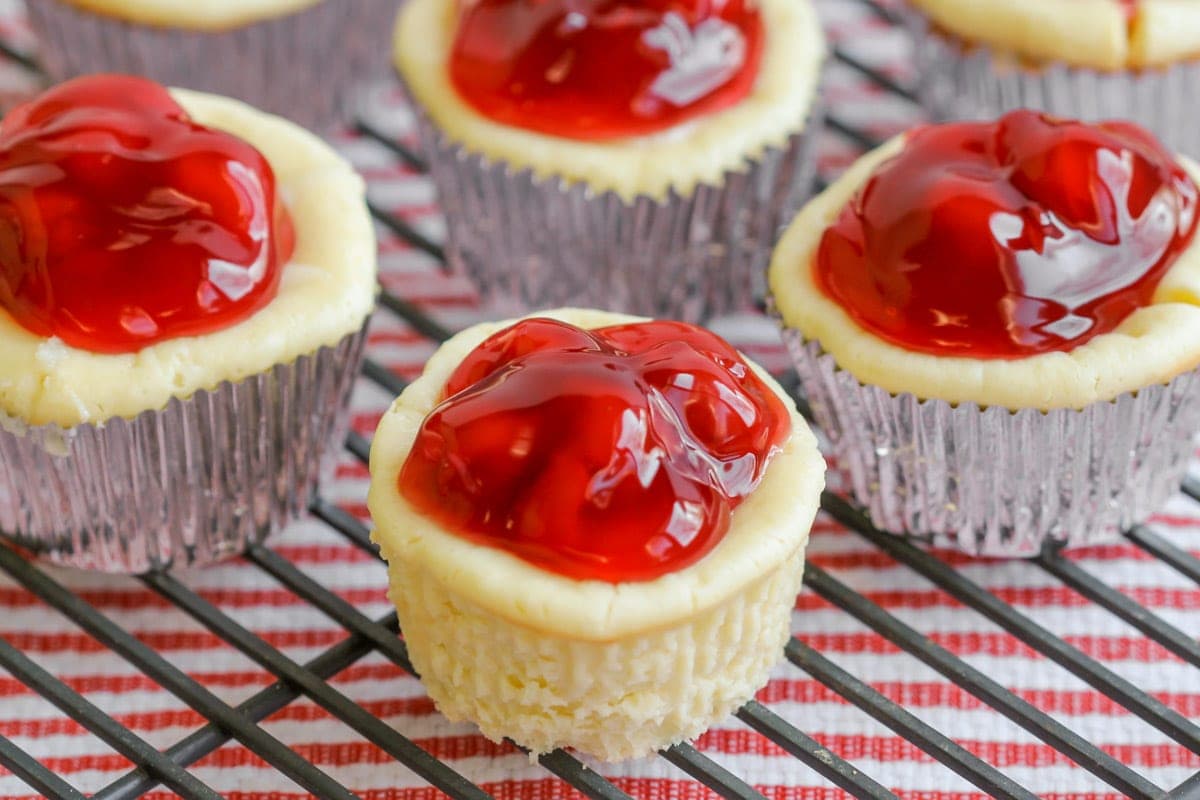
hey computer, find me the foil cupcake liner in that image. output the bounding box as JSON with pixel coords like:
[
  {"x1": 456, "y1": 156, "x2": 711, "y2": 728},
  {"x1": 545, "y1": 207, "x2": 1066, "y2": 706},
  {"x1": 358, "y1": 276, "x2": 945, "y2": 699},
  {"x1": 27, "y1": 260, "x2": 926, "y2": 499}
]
[
  {"x1": 0, "y1": 326, "x2": 367, "y2": 573},
  {"x1": 413, "y1": 102, "x2": 823, "y2": 322},
  {"x1": 26, "y1": 0, "x2": 396, "y2": 131},
  {"x1": 907, "y1": 12, "x2": 1200, "y2": 158},
  {"x1": 783, "y1": 332, "x2": 1200, "y2": 556}
]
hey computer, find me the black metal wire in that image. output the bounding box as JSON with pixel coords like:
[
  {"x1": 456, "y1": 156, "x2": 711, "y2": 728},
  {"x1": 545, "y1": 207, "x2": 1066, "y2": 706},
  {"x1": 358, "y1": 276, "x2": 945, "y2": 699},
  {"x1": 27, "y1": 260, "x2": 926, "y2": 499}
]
[
  {"x1": 660, "y1": 743, "x2": 768, "y2": 800},
  {"x1": 369, "y1": 200, "x2": 447, "y2": 265},
  {"x1": 137, "y1": 570, "x2": 497, "y2": 800},
  {"x1": 345, "y1": 430, "x2": 374, "y2": 466},
  {"x1": 94, "y1": 615, "x2": 400, "y2": 800},
  {"x1": 310, "y1": 496, "x2": 378, "y2": 555},
  {"x1": 735, "y1": 701, "x2": 898, "y2": 799},
  {"x1": 1033, "y1": 547, "x2": 1200, "y2": 668},
  {"x1": 361, "y1": 356, "x2": 409, "y2": 397},
  {"x1": 1168, "y1": 769, "x2": 1200, "y2": 800},
  {"x1": 0, "y1": 40, "x2": 43, "y2": 76},
  {"x1": 356, "y1": 119, "x2": 429, "y2": 172},
  {"x1": 244, "y1": 543, "x2": 412, "y2": 673},
  {"x1": 832, "y1": 47, "x2": 919, "y2": 104},
  {"x1": 1126, "y1": 522, "x2": 1200, "y2": 587},
  {"x1": 822, "y1": 493, "x2": 1200, "y2": 758},
  {"x1": 854, "y1": 0, "x2": 902, "y2": 26},
  {"x1": 0, "y1": 733, "x2": 88, "y2": 800},
  {"x1": 784, "y1": 639, "x2": 1039, "y2": 800},
  {"x1": 802, "y1": 563, "x2": 1164, "y2": 799},
  {"x1": 529, "y1": 750, "x2": 636, "y2": 800},
  {"x1": 376, "y1": 291, "x2": 454, "y2": 342},
  {"x1": 0, "y1": 545, "x2": 364, "y2": 800},
  {"x1": 248, "y1": 522, "x2": 641, "y2": 800},
  {"x1": 0, "y1": 637, "x2": 222, "y2": 800},
  {"x1": 824, "y1": 115, "x2": 884, "y2": 152}
]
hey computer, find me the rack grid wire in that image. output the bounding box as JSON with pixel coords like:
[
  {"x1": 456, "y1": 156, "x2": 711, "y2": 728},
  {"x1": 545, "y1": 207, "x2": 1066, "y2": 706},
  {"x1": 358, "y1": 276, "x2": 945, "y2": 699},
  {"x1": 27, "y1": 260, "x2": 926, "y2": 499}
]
[{"x1": 0, "y1": 1, "x2": 1198, "y2": 798}]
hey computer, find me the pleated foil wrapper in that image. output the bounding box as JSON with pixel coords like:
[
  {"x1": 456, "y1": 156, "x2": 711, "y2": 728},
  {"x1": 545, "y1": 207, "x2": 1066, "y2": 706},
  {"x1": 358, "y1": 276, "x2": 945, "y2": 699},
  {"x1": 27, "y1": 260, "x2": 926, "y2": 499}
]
[
  {"x1": 0, "y1": 327, "x2": 367, "y2": 573},
  {"x1": 907, "y1": 12, "x2": 1200, "y2": 158},
  {"x1": 783, "y1": 333, "x2": 1200, "y2": 556},
  {"x1": 414, "y1": 103, "x2": 823, "y2": 322},
  {"x1": 26, "y1": 0, "x2": 396, "y2": 131}
]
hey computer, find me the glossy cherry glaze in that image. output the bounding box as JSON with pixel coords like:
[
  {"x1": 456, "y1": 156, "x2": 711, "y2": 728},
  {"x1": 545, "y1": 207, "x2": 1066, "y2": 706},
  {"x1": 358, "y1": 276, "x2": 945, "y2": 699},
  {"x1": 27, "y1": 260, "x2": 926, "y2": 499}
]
[
  {"x1": 448, "y1": 0, "x2": 764, "y2": 140},
  {"x1": 398, "y1": 318, "x2": 792, "y2": 582},
  {"x1": 0, "y1": 74, "x2": 293, "y2": 353},
  {"x1": 815, "y1": 110, "x2": 1198, "y2": 358}
]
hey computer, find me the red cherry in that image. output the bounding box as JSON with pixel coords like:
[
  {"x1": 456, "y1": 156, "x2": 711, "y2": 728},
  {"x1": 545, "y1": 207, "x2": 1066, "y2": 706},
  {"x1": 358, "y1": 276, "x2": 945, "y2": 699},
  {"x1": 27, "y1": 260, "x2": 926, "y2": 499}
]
[
  {"x1": 815, "y1": 109, "x2": 1197, "y2": 359},
  {"x1": 0, "y1": 74, "x2": 293, "y2": 353},
  {"x1": 398, "y1": 318, "x2": 791, "y2": 583},
  {"x1": 448, "y1": 0, "x2": 764, "y2": 140}
]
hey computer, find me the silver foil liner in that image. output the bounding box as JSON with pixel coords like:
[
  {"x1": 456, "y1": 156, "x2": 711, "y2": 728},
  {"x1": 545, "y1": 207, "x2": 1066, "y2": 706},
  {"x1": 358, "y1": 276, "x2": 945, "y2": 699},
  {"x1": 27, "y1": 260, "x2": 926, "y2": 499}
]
[
  {"x1": 907, "y1": 11, "x2": 1200, "y2": 159},
  {"x1": 413, "y1": 102, "x2": 823, "y2": 322},
  {"x1": 783, "y1": 331, "x2": 1200, "y2": 556},
  {"x1": 26, "y1": 0, "x2": 397, "y2": 131},
  {"x1": 0, "y1": 326, "x2": 367, "y2": 573}
]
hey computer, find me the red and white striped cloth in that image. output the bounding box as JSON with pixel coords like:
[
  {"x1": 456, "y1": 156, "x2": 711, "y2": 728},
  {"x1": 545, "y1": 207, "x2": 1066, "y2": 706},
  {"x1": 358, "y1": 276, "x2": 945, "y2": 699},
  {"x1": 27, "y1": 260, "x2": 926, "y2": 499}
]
[{"x1": 1, "y1": 1, "x2": 1198, "y2": 797}]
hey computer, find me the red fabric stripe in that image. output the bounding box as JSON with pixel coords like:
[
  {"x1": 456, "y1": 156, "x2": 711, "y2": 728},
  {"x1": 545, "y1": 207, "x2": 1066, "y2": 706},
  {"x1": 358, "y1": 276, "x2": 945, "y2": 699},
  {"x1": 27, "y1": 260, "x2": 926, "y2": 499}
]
[
  {"x1": 0, "y1": 628, "x2": 348, "y2": 652},
  {"x1": 1147, "y1": 513, "x2": 1200, "y2": 529},
  {"x1": 3, "y1": 789, "x2": 1133, "y2": 800},
  {"x1": 245, "y1": 736, "x2": 1200, "y2": 769},
  {"x1": 339, "y1": 501, "x2": 373, "y2": 519},
  {"x1": 0, "y1": 628, "x2": 1180, "y2": 661},
  {"x1": 352, "y1": 411, "x2": 386, "y2": 432},
  {"x1": 2, "y1": 582, "x2": 1194, "y2": 618},
  {"x1": 15, "y1": 734, "x2": 1196, "y2": 773},
  {"x1": 5, "y1": 678, "x2": 1200, "y2": 731},
  {"x1": 807, "y1": 542, "x2": 1169, "y2": 569},
  {"x1": 794, "y1": 632, "x2": 1179, "y2": 661},
  {"x1": 0, "y1": 585, "x2": 390, "y2": 611},
  {"x1": 5, "y1": 669, "x2": 1198, "y2": 718},
  {"x1": 333, "y1": 460, "x2": 371, "y2": 479},
  {"x1": 0, "y1": 696, "x2": 437, "y2": 738},
  {"x1": 755, "y1": 679, "x2": 1200, "y2": 717},
  {"x1": 365, "y1": 329, "x2": 432, "y2": 346},
  {"x1": 695, "y1": 731, "x2": 1200, "y2": 767},
  {"x1": 793, "y1": 586, "x2": 1200, "y2": 611},
  {"x1": 269, "y1": 544, "x2": 378, "y2": 564},
  {"x1": 0, "y1": 662, "x2": 413, "y2": 696},
  {"x1": 207, "y1": 539, "x2": 1173, "y2": 570}
]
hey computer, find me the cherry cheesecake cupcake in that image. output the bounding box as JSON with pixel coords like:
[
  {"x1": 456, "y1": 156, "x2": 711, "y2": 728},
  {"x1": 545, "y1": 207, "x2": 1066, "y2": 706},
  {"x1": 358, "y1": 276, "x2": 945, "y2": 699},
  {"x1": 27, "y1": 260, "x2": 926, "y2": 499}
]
[
  {"x1": 909, "y1": 0, "x2": 1200, "y2": 157},
  {"x1": 368, "y1": 308, "x2": 824, "y2": 760},
  {"x1": 27, "y1": 0, "x2": 396, "y2": 131},
  {"x1": 0, "y1": 75, "x2": 376, "y2": 572},
  {"x1": 769, "y1": 109, "x2": 1200, "y2": 555},
  {"x1": 393, "y1": 0, "x2": 825, "y2": 321}
]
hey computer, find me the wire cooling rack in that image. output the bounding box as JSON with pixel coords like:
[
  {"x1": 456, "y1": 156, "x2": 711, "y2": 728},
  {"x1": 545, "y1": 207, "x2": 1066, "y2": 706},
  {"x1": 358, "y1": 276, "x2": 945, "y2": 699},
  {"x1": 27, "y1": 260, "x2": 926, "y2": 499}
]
[{"x1": 0, "y1": 1, "x2": 1198, "y2": 798}]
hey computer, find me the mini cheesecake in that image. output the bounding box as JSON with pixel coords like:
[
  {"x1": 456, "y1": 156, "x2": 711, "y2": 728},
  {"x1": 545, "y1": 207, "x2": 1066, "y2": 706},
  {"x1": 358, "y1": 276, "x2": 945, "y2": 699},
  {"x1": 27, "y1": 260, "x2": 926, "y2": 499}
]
[
  {"x1": 368, "y1": 308, "x2": 824, "y2": 760},
  {"x1": 909, "y1": 0, "x2": 1200, "y2": 70},
  {"x1": 770, "y1": 109, "x2": 1200, "y2": 554},
  {"x1": 392, "y1": 0, "x2": 825, "y2": 321},
  {"x1": 908, "y1": 0, "x2": 1200, "y2": 156},
  {"x1": 0, "y1": 75, "x2": 376, "y2": 571},
  {"x1": 27, "y1": 1, "x2": 394, "y2": 129}
]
